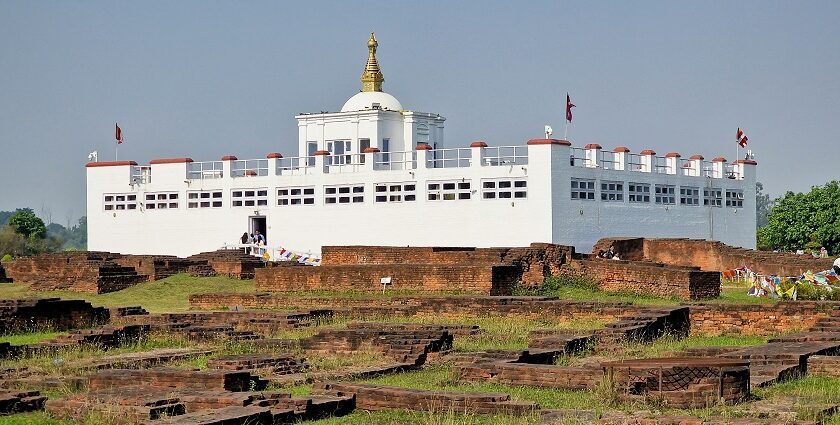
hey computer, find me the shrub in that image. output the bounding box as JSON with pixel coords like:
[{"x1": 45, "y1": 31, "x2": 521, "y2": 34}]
[{"x1": 1, "y1": 253, "x2": 12, "y2": 263}]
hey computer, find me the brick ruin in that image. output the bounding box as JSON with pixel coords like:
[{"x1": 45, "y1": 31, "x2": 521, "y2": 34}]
[
  {"x1": 2, "y1": 249, "x2": 266, "y2": 293},
  {"x1": 594, "y1": 237, "x2": 835, "y2": 276},
  {"x1": 0, "y1": 298, "x2": 109, "y2": 333},
  {"x1": 3, "y1": 294, "x2": 840, "y2": 423},
  {"x1": 255, "y1": 243, "x2": 718, "y2": 299}
]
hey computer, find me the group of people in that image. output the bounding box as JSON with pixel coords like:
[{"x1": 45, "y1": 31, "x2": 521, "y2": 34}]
[
  {"x1": 239, "y1": 230, "x2": 266, "y2": 254},
  {"x1": 596, "y1": 246, "x2": 621, "y2": 261}
]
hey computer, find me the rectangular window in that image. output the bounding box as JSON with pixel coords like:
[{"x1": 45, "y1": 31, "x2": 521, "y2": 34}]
[
  {"x1": 374, "y1": 182, "x2": 416, "y2": 203},
  {"x1": 232, "y1": 188, "x2": 269, "y2": 207},
  {"x1": 325, "y1": 184, "x2": 365, "y2": 204},
  {"x1": 187, "y1": 190, "x2": 223, "y2": 208},
  {"x1": 725, "y1": 189, "x2": 744, "y2": 208},
  {"x1": 482, "y1": 178, "x2": 527, "y2": 200},
  {"x1": 704, "y1": 188, "x2": 723, "y2": 207},
  {"x1": 278, "y1": 186, "x2": 316, "y2": 206},
  {"x1": 381, "y1": 138, "x2": 390, "y2": 163},
  {"x1": 600, "y1": 181, "x2": 624, "y2": 202},
  {"x1": 655, "y1": 184, "x2": 675, "y2": 205},
  {"x1": 571, "y1": 178, "x2": 595, "y2": 200},
  {"x1": 680, "y1": 186, "x2": 700, "y2": 206},
  {"x1": 103, "y1": 193, "x2": 137, "y2": 211},
  {"x1": 144, "y1": 192, "x2": 179, "y2": 210},
  {"x1": 428, "y1": 180, "x2": 471, "y2": 201},
  {"x1": 628, "y1": 183, "x2": 650, "y2": 203}
]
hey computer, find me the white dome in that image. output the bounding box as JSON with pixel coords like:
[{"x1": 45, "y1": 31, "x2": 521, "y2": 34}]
[{"x1": 341, "y1": 91, "x2": 403, "y2": 112}]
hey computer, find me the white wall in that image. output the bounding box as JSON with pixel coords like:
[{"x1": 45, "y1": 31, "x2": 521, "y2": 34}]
[{"x1": 87, "y1": 144, "x2": 756, "y2": 258}]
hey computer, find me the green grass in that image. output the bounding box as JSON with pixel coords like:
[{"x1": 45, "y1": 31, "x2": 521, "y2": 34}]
[
  {"x1": 0, "y1": 413, "x2": 73, "y2": 425},
  {"x1": 300, "y1": 410, "x2": 541, "y2": 425},
  {"x1": 617, "y1": 333, "x2": 770, "y2": 360},
  {"x1": 0, "y1": 331, "x2": 67, "y2": 345},
  {"x1": 0, "y1": 274, "x2": 257, "y2": 313}
]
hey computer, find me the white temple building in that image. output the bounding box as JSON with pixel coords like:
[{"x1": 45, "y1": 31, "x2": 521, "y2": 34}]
[{"x1": 86, "y1": 34, "x2": 757, "y2": 259}]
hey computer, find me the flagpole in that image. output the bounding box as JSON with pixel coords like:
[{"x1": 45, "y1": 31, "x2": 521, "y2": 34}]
[
  {"x1": 564, "y1": 120, "x2": 569, "y2": 140},
  {"x1": 116, "y1": 142, "x2": 119, "y2": 161}
]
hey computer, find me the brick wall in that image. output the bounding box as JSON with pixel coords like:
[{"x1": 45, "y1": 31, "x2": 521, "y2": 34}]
[
  {"x1": 688, "y1": 301, "x2": 840, "y2": 336},
  {"x1": 594, "y1": 237, "x2": 834, "y2": 276},
  {"x1": 255, "y1": 264, "x2": 520, "y2": 295},
  {"x1": 113, "y1": 256, "x2": 197, "y2": 281},
  {"x1": 561, "y1": 259, "x2": 720, "y2": 300},
  {"x1": 3, "y1": 252, "x2": 148, "y2": 293},
  {"x1": 320, "y1": 243, "x2": 573, "y2": 287}
]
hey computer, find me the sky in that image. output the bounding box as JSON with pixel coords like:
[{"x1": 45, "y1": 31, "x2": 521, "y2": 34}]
[{"x1": 1, "y1": 1, "x2": 838, "y2": 225}]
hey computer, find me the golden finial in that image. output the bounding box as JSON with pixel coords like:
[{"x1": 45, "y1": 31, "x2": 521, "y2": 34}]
[{"x1": 361, "y1": 32, "x2": 384, "y2": 92}]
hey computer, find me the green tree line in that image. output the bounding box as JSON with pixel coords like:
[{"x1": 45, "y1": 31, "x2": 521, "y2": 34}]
[
  {"x1": 757, "y1": 180, "x2": 840, "y2": 255},
  {"x1": 0, "y1": 209, "x2": 87, "y2": 259}
]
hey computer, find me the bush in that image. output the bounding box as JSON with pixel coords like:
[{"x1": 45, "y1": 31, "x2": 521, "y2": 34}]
[{"x1": 0, "y1": 254, "x2": 12, "y2": 263}]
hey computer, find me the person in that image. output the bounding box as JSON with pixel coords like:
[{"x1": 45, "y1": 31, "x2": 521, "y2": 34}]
[
  {"x1": 254, "y1": 230, "x2": 266, "y2": 245},
  {"x1": 240, "y1": 232, "x2": 252, "y2": 254},
  {"x1": 834, "y1": 257, "x2": 840, "y2": 275},
  {"x1": 820, "y1": 247, "x2": 829, "y2": 258}
]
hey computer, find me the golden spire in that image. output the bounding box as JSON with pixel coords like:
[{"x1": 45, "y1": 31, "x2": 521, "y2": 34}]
[{"x1": 361, "y1": 32, "x2": 384, "y2": 92}]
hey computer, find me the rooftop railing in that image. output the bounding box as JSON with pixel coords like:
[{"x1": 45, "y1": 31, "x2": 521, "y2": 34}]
[
  {"x1": 483, "y1": 146, "x2": 528, "y2": 166},
  {"x1": 326, "y1": 153, "x2": 364, "y2": 173},
  {"x1": 375, "y1": 151, "x2": 416, "y2": 171},
  {"x1": 187, "y1": 161, "x2": 223, "y2": 180},
  {"x1": 231, "y1": 159, "x2": 269, "y2": 177},
  {"x1": 131, "y1": 166, "x2": 151, "y2": 184},
  {"x1": 277, "y1": 156, "x2": 315, "y2": 176},
  {"x1": 427, "y1": 147, "x2": 472, "y2": 168},
  {"x1": 598, "y1": 151, "x2": 619, "y2": 170}
]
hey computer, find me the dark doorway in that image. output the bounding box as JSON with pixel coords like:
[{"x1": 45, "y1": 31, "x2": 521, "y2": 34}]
[{"x1": 249, "y1": 216, "x2": 267, "y2": 244}]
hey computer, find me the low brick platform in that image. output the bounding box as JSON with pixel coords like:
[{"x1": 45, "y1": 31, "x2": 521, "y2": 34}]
[
  {"x1": 113, "y1": 255, "x2": 199, "y2": 281},
  {"x1": 562, "y1": 258, "x2": 720, "y2": 300},
  {"x1": 461, "y1": 362, "x2": 603, "y2": 390},
  {"x1": 187, "y1": 249, "x2": 265, "y2": 279},
  {"x1": 72, "y1": 348, "x2": 215, "y2": 370},
  {"x1": 207, "y1": 353, "x2": 309, "y2": 374},
  {"x1": 3, "y1": 252, "x2": 148, "y2": 293},
  {"x1": 88, "y1": 368, "x2": 267, "y2": 392},
  {"x1": 603, "y1": 357, "x2": 751, "y2": 408},
  {"x1": 302, "y1": 322, "x2": 453, "y2": 365},
  {"x1": 151, "y1": 405, "x2": 274, "y2": 425},
  {"x1": 2, "y1": 324, "x2": 150, "y2": 359},
  {"x1": 0, "y1": 390, "x2": 47, "y2": 414},
  {"x1": 314, "y1": 382, "x2": 538, "y2": 414},
  {"x1": 807, "y1": 355, "x2": 840, "y2": 378},
  {"x1": 256, "y1": 263, "x2": 521, "y2": 295},
  {"x1": 596, "y1": 237, "x2": 835, "y2": 277},
  {"x1": 0, "y1": 298, "x2": 109, "y2": 333},
  {"x1": 117, "y1": 310, "x2": 325, "y2": 333}
]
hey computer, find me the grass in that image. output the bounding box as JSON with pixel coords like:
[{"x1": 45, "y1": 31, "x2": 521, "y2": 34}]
[
  {"x1": 0, "y1": 413, "x2": 73, "y2": 425},
  {"x1": 617, "y1": 333, "x2": 770, "y2": 360},
  {"x1": 0, "y1": 331, "x2": 195, "y2": 375},
  {"x1": 0, "y1": 330, "x2": 67, "y2": 345},
  {"x1": 300, "y1": 410, "x2": 542, "y2": 425},
  {"x1": 0, "y1": 274, "x2": 257, "y2": 313}
]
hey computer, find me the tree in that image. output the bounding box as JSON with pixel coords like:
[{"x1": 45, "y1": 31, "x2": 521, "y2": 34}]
[
  {"x1": 756, "y1": 182, "x2": 773, "y2": 229},
  {"x1": 757, "y1": 181, "x2": 840, "y2": 255},
  {"x1": 7, "y1": 209, "x2": 47, "y2": 239},
  {"x1": 0, "y1": 226, "x2": 26, "y2": 257}
]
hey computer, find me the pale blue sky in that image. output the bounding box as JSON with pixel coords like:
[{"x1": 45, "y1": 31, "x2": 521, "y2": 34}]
[{"x1": 1, "y1": 1, "x2": 838, "y2": 225}]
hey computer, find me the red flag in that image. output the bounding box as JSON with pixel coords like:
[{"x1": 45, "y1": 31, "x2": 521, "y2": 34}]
[
  {"x1": 566, "y1": 93, "x2": 575, "y2": 122},
  {"x1": 115, "y1": 123, "x2": 123, "y2": 145},
  {"x1": 736, "y1": 127, "x2": 748, "y2": 148}
]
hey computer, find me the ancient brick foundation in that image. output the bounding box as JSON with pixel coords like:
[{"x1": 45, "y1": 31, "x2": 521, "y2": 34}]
[
  {"x1": 603, "y1": 358, "x2": 751, "y2": 408},
  {"x1": 3, "y1": 252, "x2": 148, "y2": 293},
  {"x1": 112, "y1": 255, "x2": 197, "y2": 281},
  {"x1": 256, "y1": 263, "x2": 521, "y2": 295},
  {"x1": 562, "y1": 258, "x2": 720, "y2": 300},
  {"x1": 688, "y1": 302, "x2": 840, "y2": 336},
  {"x1": 0, "y1": 298, "x2": 109, "y2": 333},
  {"x1": 595, "y1": 237, "x2": 835, "y2": 276},
  {"x1": 313, "y1": 382, "x2": 538, "y2": 414},
  {"x1": 187, "y1": 249, "x2": 265, "y2": 279}
]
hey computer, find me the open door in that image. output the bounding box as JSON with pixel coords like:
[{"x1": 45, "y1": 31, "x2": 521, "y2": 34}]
[{"x1": 249, "y1": 216, "x2": 267, "y2": 244}]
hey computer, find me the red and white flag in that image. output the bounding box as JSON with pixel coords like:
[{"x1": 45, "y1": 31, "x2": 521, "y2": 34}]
[
  {"x1": 736, "y1": 127, "x2": 748, "y2": 148},
  {"x1": 115, "y1": 123, "x2": 123, "y2": 145},
  {"x1": 566, "y1": 93, "x2": 575, "y2": 122}
]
